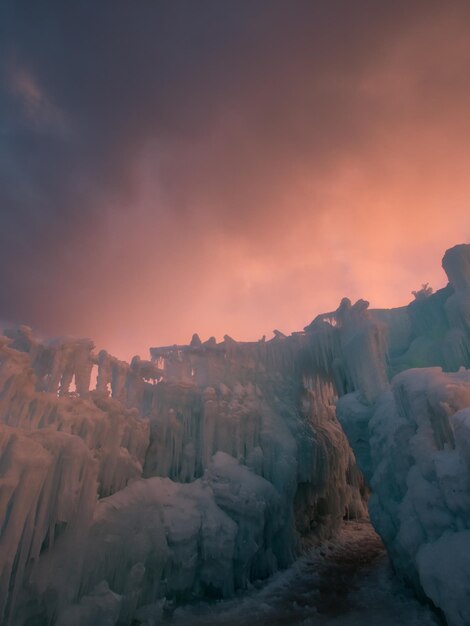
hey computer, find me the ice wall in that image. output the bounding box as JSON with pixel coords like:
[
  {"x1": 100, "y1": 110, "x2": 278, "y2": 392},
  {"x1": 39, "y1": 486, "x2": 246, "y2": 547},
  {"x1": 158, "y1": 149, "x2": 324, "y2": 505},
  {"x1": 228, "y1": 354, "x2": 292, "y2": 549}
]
[
  {"x1": 335, "y1": 243, "x2": 470, "y2": 626},
  {"x1": 0, "y1": 424, "x2": 97, "y2": 624},
  {"x1": 0, "y1": 315, "x2": 364, "y2": 624},
  {"x1": 366, "y1": 369, "x2": 470, "y2": 626},
  {"x1": 0, "y1": 336, "x2": 149, "y2": 498}
]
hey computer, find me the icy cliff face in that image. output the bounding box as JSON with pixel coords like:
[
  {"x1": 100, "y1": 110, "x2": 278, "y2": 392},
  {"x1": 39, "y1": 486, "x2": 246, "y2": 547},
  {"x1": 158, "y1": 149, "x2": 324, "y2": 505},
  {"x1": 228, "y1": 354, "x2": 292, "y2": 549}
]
[
  {"x1": 0, "y1": 317, "x2": 363, "y2": 624},
  {"x1": 368, "y1": 368, "x2": 470, "y2": 626},
  {"x1": 334, "y1": 243, "x2": 470, "y2": 626},
  {"x1": 0, "y1": 424, "x2": 97, "y2": 623}
]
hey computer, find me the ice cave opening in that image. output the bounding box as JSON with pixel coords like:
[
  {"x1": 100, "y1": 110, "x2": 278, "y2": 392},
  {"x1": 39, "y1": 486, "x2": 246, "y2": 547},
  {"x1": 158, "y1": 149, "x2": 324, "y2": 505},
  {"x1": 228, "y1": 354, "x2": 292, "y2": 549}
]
[{"x1": 0, "y1": 243, "x2": 469, "y2": 626}]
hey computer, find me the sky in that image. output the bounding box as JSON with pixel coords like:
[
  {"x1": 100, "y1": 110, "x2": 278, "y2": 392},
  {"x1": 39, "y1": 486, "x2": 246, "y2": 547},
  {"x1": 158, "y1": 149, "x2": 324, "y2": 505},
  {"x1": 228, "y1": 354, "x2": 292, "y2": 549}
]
[{"x1": 1, "y1": 1, "x2": 470, "y2": 360}]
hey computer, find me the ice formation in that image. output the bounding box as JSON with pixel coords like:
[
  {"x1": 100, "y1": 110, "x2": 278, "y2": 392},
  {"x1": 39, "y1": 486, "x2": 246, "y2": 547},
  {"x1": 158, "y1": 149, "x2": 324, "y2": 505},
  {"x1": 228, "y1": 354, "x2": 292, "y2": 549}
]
[
  {"x1": 334, "y1": 243, "x2": 470, "y2": 626},
  {"x1": 0, "y1": 243, "x2": 469, "y2": 626},
  {"x1": 0, "y1": 315, "x2": 363, "y2": 624}
]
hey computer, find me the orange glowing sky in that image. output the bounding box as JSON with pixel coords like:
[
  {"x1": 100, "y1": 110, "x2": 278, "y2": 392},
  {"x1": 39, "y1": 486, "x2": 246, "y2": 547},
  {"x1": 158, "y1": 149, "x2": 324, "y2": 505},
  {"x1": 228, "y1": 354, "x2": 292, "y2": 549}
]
[{"x1": 1, "y1": 2, "x2": 470, "y2": 359}]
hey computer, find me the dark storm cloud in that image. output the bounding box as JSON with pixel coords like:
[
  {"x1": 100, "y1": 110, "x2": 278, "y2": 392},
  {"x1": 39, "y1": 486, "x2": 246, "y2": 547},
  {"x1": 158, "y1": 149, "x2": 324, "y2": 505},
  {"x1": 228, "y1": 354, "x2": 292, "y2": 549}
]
[
  {"x1": 1, "y1": 1, "x2": 470, "y2": 356},
  {"x1": 0, "y1": 1, "x2": 433, "y2": 214}
]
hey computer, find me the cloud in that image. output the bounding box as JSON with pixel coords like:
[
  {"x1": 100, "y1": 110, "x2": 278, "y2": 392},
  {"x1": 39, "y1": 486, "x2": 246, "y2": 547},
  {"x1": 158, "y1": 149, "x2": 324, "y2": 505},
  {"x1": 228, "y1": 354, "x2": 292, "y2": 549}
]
[{"x1": 1, "y1": 1, "x2": 469, "y2": 358}]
